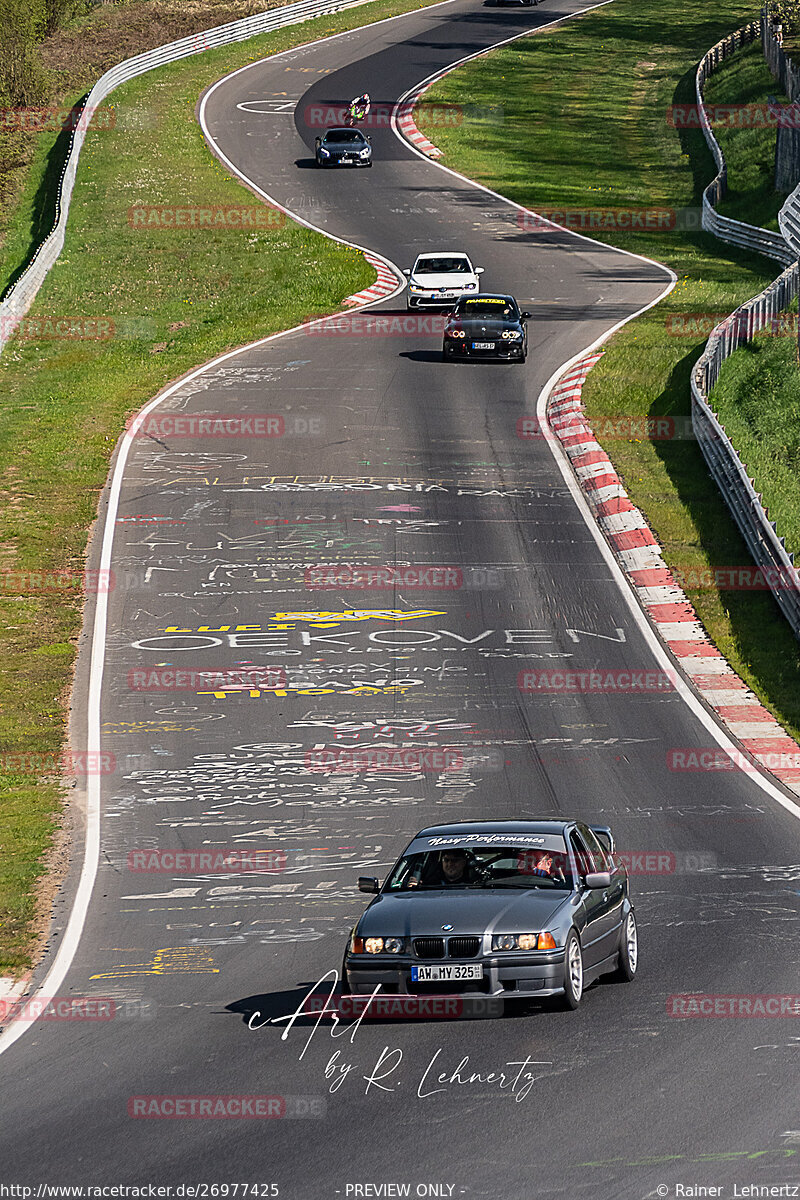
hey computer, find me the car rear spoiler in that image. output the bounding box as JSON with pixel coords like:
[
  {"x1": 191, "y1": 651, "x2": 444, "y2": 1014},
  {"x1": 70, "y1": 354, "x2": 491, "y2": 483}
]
[{"x1": 589, "y1": 825, "x2": 615, "y2": 854}]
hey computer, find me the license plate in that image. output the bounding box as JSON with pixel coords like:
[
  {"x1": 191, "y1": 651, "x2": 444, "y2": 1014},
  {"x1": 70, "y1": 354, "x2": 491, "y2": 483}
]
[
  {"x1": 472, "y1": 342, "x2": 495, "y2": 350},
  {"x1": 340, "y1": 159, "x2": 354, "y2": 165},
  {"x1": 411, "y1": 963, "x2": 483, "y2": 982}
]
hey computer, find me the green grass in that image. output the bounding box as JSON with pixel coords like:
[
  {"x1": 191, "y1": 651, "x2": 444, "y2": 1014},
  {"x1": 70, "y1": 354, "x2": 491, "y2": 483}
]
[
  {"x1": 711, "y1": 329, "x2": 800, "y2": 558},
  {"x1": 422, "y1": 0, "x2": 800, "y2": 738},
  {"x1": 0, "y1": 0, "x2": 444, "y2": 976},
  {"x1": 703, "y1": 40, "x2": 791, "y2": 229}
]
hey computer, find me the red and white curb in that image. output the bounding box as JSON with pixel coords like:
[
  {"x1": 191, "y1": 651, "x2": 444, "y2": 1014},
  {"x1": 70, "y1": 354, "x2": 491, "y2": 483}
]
[
  {"x1": 396, "y1": 84, "x2": 443, "y2": 158},
  {"x1": 547, "y1": 354, "x2": 800, "y2": 796},
  {"x1": 0, "y1": 975, "x2": 30, "y2": 1018},
  {"x1": 343, "y1": 252, "x2": 402, "y2": 306}
]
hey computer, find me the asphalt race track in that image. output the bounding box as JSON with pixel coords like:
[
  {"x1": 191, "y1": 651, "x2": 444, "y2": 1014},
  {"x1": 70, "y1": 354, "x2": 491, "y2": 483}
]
[{"x1": 2, "y1": 1, "x2": 800, "y2": 1196}]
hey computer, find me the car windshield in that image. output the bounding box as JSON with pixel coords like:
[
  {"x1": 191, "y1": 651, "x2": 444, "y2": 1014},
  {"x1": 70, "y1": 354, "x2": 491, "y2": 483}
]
[
  {"x1": 385, "y1": 844, "x2": 572, "y2": 891},
  {"x1": 455, "y1": 298, "x2": 517, "y2": 318},
  {"x1": 415, "y1": 257, "x2": 471, "y2": 274},
  {"x1": 324, "y1": 130, "x2": 365, "y2": 144}
]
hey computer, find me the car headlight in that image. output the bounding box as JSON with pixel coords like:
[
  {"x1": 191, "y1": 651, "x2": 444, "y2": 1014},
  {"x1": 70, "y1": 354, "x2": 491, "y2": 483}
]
[
  {"x1": 353, "y1": 936, "x2": 405, "y2": 955},
  {"x1": 464, "y1": 282, "x2": 477, "y2": 289},
  {"x1": 446, "y1": 329, "x2": 465, "y2": 338},
  {"x1": 318, "y1": 147, "x2": 330, "y2": 157},
  {"x1": 359, "y1": 147, "x2": 371, "y2": 158},
  {"x1": 501, "y1": 329, "x2": 522, "y2": 339},
  {"x1": 492, "y1": 932, "x2": 557, "y2": 951},
  {"x1": 409, "y1": 285, "x2": 426, "y2": 293}
]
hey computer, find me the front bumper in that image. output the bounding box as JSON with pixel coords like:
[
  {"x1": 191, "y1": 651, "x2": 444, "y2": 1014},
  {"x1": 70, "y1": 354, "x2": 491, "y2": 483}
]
[
  {"x1": 443, "y1": 339, "x2": 525, "y2": 359},
  {"x1": 407, "y1": 292, "x2": 468, "y2": 308},
  {"x1": 318, "y1": 154, "x2": 371, "y2": 166},
  {"x1": 344, "y1": 952, "x2": 565, "y2": 998}
]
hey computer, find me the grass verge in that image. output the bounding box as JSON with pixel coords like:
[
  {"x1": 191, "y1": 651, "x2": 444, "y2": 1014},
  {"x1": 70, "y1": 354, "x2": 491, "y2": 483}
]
[
  {"x1": 710, "y1": 330, "x2": 800, "y2": 562},
  {"x1": 0, "y1": 0, "x2": 444, "y2": 976},
  {"x1": 0, "y1": 0, "x2": 314, "y2": 293},
  {"x1": 421, "y1": 0, "x2": 800, "y2": 738}
]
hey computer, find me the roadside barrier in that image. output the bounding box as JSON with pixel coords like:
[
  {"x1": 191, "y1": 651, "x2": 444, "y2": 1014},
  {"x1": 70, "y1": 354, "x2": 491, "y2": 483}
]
[
  {"x1": 696, "y1": 19, "x2": 794, "y2": 265},
  {"x1": 0, "y1": 0, "x2": 381, "y2": 355},
  {"x1": 691, "y1": 20, "x2": 800, "y2": 638}
]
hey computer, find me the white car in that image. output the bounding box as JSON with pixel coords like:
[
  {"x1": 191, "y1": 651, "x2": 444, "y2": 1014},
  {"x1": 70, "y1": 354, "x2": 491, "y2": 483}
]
[{"x1": 403, "y1": 251, "x2": 484, "y2": 310}]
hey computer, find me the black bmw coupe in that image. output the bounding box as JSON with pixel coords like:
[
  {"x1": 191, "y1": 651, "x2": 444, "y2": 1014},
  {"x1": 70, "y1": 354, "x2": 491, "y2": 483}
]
[{"x1": 442, "y1": 293, "x2": 530, "y2": 361}]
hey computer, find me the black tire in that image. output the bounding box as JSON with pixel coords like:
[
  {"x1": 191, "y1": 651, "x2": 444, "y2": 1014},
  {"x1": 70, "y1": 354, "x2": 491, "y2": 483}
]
[
  {"x1": 441, "y1": 349, "x2": 449, "y2": 361},
  {"x1": 610, "y1": 910, "x2": 638, "y2": 982},
  {"x1": 340, "y1": 953, "x2": 351, "y2": 995},
  {"x1": 559, "y1": 929, "x2": 584, "y2": 1010}
]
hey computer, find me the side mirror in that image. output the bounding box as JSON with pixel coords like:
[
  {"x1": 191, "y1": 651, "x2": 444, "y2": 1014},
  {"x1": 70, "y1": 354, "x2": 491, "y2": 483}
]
[
  {"x1": 315, "y1": 137, "x2": 321, "y2": 144},
  {"x1": 585, "y1": 872, "x2": 611, "y2": 890},
  {"x1": 520, "y1": 311, "x2": 532, "y2": 320},
  {"x1": 403, "y1": 268, "x2": 411, "y2": 275},
  {"x1": 475, "y1": 266, "x2": 485, "y2": 274},
  {"x1": 358, "y1": 876, "x2": 380, "y2": 894}
]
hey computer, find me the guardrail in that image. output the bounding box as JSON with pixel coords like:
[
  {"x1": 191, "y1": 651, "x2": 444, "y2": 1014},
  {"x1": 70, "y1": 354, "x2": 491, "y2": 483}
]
[
  {"x1": 0, "y1": 0, "x2": 377, "y2": 355},
  {"x1": 779, "y1": 175, "x2": 800, "y2": 249},
  {"x1": 696, "y1": 19, "x2": 795, "y2": 266},
  {"x1": 688, "y1": 23, "x2": 800, "y2": 639},
  {"x1": 691, "y1": 263, "x2": 800, "y2": 635}
]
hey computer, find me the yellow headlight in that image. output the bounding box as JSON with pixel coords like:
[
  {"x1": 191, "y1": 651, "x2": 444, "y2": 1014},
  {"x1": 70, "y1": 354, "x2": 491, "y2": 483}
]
[
  {"x1": 517, "y1": 934, "x2": 537, "y2": 951},
  {"x1": 365, "y1": 937, "x2": 384, "y2": 954}
]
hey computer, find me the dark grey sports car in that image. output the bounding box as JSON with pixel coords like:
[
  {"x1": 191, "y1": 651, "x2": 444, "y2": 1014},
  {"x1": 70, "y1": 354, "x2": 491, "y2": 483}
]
[
  {"x1": 342, "y1": 819, "x2": 637, "y2": 1009},
  {"x1": 442, "y1": 293, "x2": 530, "y2": 361},
  {"x1": 315, "y1": 127, "x2": 372, "y2": 167}
]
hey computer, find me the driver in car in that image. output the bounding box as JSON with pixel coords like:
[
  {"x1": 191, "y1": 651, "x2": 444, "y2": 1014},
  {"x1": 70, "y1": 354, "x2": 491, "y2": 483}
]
[
  {"x1": 407, "y1": 849, "x2": 471, "y2": 887},
  {"x1": 518, "y1": 850, "x2": 565, "y2": 881}
]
